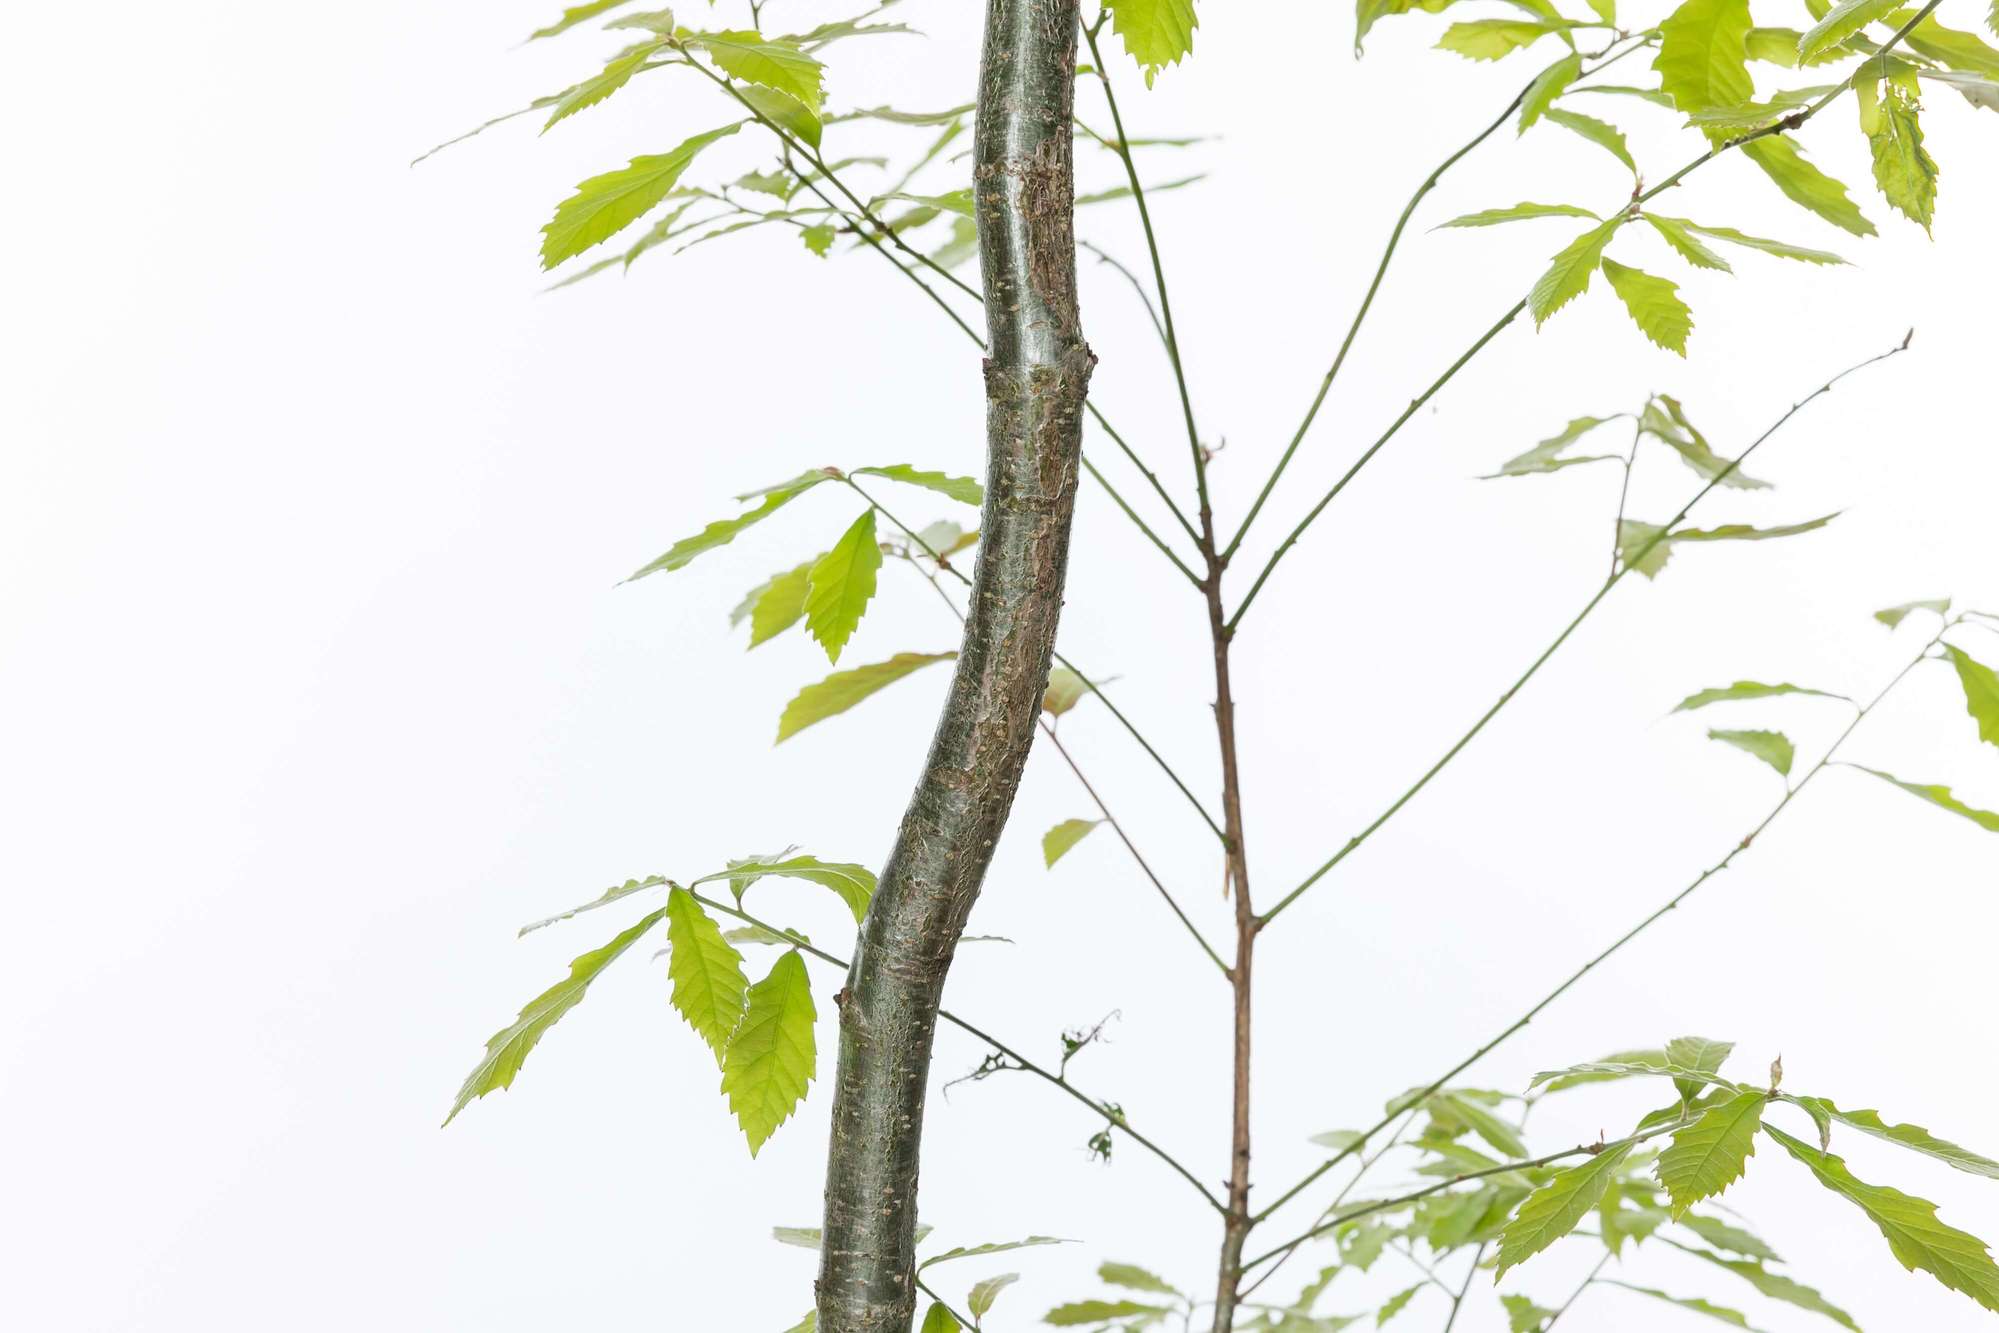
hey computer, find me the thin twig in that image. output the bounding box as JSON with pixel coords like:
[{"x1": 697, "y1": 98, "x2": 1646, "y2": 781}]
[
  {"x1": 685, "y1": 888, "x2": 1227, "y2": 1213},
  {"x1": 1440, "y1": 1243, "x2": 1487, "y2": 1333},
  {"x1": 1543, "y1": 1253, "x2": 1612, "y2": 1329},
  {"x1": 1227, "y1": 6, "x2": 1938, "y2": 628},
  {"x1": 1258, "y1": 336, "x2": 1910, "y2": 926},
  {"x1": 1247, "y1": 617, "x2": 1946, "y2": 1229}
]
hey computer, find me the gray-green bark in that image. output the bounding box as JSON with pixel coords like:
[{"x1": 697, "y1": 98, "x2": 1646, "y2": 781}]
[{"x1": 813, "y1": 1, "x2": 1092, "y2": 1329}]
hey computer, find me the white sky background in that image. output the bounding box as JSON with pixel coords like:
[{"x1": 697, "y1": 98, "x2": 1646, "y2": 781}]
[{"x1": 4, "y1": 0, "x2": 1998, "y2": 1329}]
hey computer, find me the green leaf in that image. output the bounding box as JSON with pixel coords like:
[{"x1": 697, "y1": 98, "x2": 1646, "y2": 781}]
[
  {"x1": 1708, "y1": 728, "x2": 1794, "y2": 777},
  {"x1": 1356, "y1": 0, "x2": 1457, "y2": 55},
  {"x1": 1906, "y1": 16, "x2": 1999, "y2": 77},
  {"x1": 1572, "y1": 83, "x2": 1679, "y2": 106},
  {"x1": 1521, "y1": 53, "x2": 1584, "y2": 131},
  {"x1": 1433, "y1": 1090, "x2": 1530, "y2": 1158},
  {"x1": 541, "y1": 124, "x2": 743, "y2": 269},
  {"x1": 1544, "y1": 108, "x2": 1636, "y2": 172},
  {"x1": 1800, "y1": 0, "x2": 1901, "y2": 59},
  {"x1": 518, "y1": 874, "x2": 668, "y2": 935},
  {"x1": 695, "y1": 854, "x2": 877, "y2": 922},
  {"x1": 1601, "y1": 258, "x2": 1694, "y2": 355},
  {"x1": 1528, "y1": 220, "x2": 1620, "y2": 325},
  {"x1": 663, "y1": 887, "x2": 749, "y2": 1064},
  {"x1": 1674, "y1": 681, "x2": 1848, "y2": 711},
  {"x1": 804, "y1": 510, "x2": 883, "y2": 663},
  {"x1": 738, "y1": 84, "x2": 824, "y2": 149},
  {"x1": 1678, "y1": 1247, "x2": 1860, "y2": 1329},
  {"x1": 1619, "y1": 520, "x2": 1675, "y2": 577},
  {"x1": 1847, "y1": 765, "x2": 1999, "y2": 832},
  {"x1": 1601, "y1": 1282, "x2": 1759, "y2": 1328},
  {"x1": 626, "y1": 470, "x2": 826, "y2": 581},
  {"x1": 741, "y1": 558, "x2": 817, "y2": 648},
  {"x1": 529, "y1": 0, "x2": 635, "y2": 40},
  {"x1": 1641, "y1": 394, "x2": 1770, "y2": 489},
  {"x1": 918, "y1": 1304, "x2": 961, "y2": 1333},
  {"x1": 1741, "y1": 136, "x2": 1876, "y2": 237},
  {"x1": 1671, "y1": 514, "x2": 1838, "y2": 544},
  {"x1": 1484, "y1": 414, "x2": 1620, "y2": 478},
  {"x1": 969, "y1": 1273, "x2": 1019, "y2": 1319},
  {"x1": 1439, "y1": 19, "x2": 1567, "y2": 60},
  {"x1": 921, "y1": 1235, "x2": 1073, "y2": 1270},
  {"x1": 1534, "y1": 1048, "x2": 1668, "y2": 1092},
  {"x1": 1099, "y1": 1263, "x2": 1182, "y2": 1297},
  {"x1": 1944, "y1": 645, "x2": 1999, "y2": 748},
  {"x1": 1529, "y1": 1057, "x2": 1738, "y2": 1093},
  {"x1": 1657, "y1": 1090, "x2": 1767, "y2": 1215},
  {"x1": 1624, "y1": 513, "x2": 1840, "y2": 578},
  {"x1": 728, "y1": 924, "x2": 808, "y2": 947},
  {"x1": 853, "y1": 464, "x2": 985, "y2": 507},
  {"x1": 1670, "y1": 219, "x2": 1847, "y2": 265},
  {"x1": 687, "y1": 30, "x2": 825, "y2": 112},
  {"x1": 1665, "y1": 1035, "x2": 1737, "y2": 1104},
  {"x1": 1875, "y1": 597, "x2": 1951, "y2": 627},
  {"x1": 544, "y1": 45, "x2": 662, "y2": 131},
  {"x1": 1495, "y1": 1142, "x2": 1636, "y2": 1277},
  {"x1": 1654, "y1": 0, "x2": 1754, "y2": 125},
  {"x1": 1785, "y1": 1097, "x2": 1999, "y2": 1179},
  {"x1": 1439, "y1": 202, "x2": 1601, "y2": 228},
  {"x1": 1043, "y1": 666, "x2": 1094, "y2": 716},
  {"x1": 1678, "y1": 1213, "x2": 1783, "y2": 1261},
  {"x1": 1502, "y1": 1294, "x2": 1559, "y2": 1331},
  {"x1": 1767, "y1": 1122, "x2": 1999, "y2": 1312},
  {"x1": 1044, "y1": 1300, "x2": 1172, "y2": 1326},
  {"x1": 1105, "y1": 0, "x2": 1199, "y2": 86},
  {"x1": 1043, "y1": 818, "x2": 1104, "y2": 868},
  {"x1": 1377, "y1": 1284, "x2": 1423, "y2": 1325},
  {"x1": 721, "y1": 949, "x2": 816, "y2": 1156},
  {"x1": 777, "y1": 651, "x2": 956, "y2": 743},
  {"x1": 444, "y1": 907, "x2": 667, "y2": 1124},
  {"x1": 1866, "y1": 83, "x2": 1939, "y2": 233},
  {"x1": 782, "y1": 1313, "x2": 816, "y2": 1333}
]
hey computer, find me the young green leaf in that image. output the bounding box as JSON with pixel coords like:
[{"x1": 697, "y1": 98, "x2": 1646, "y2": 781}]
[
  {"x1": 1438, "y1": 19, "x2": 1566, "y2": 61},
  {"x1": 1866, "y1": 83, "x2": 1940, "y2": 233},
  {"x1": 777, "y1": 651, "x2": 956, "y2": 742},
  {"x1": 1671, "y1": 514, "x2": 1839, "y2": 545},
  {"x1": 1502, "y1": 1294, "x2": 1559, "y2": 1331},
  {"x1": 1657, "y1": 1090, "x2": 1768, "y2": 1215},
  {"x1": 1666, "y1": 1035, "x2": 1737, "y2": 1104},
  {"x1": 921, "y1": 1236, "x2": 1073, "y2": 1269},
  {"x1": 1098, "y1": 1263, "x2": 1182, "y2": 1297},
  {"x1": 1674, "y1": 220, "x2": 1847, "y2": 265},
  {"x1": 626, "y1": 470, "x2": 827, "y2": 581},
  {"x1": 1044, "y1": 1300, "x2": 1173, "y2": 1326},
  {"x1": 720, "y1": 949, "x2": 816, "y2": 1156},
  {"x1": 518, "y1": 874, "x2": 669, "y2": 935},
  {"x1": 1678, "y1": 1212, "x2": 1783, "y2": 1261},
  {"x1": 445, "y1": 907, "x2": 668, "y2": 1124},
  {"x1": 968, "y1": 1274, "x2": 1018, "y2": 1319},
  {"x1": 737, "y1": 83, "x2": 824, "y2": 149},
  {"x1": 1521, "y1": 53, "x2": 1583, "y2": 131},
  {"x1": 804, "y1": 510, "x2": 884, "y2": 662},
  {"x1": 918, "y1": 1304, "x2": 960, "y2": 1333},
  {"x1": 1439, "y1": 202, "x2": 1601, "y2": 228},
  {"x1": 1544, "y1": 107, "x2": 1637, "y2": 172},
  {"x1": 1767, "y1": 1123, "x2": 1999, "y2": 1312},
  {"x1": 1654, "y1": 0, "x2": 1754, "y2": 123},
  {"x1": 1377, "y1": 1284, "x2": 1423, "y2": 1325},
  {"x1": 1708, "y1": 729, "x2": 1794, "y2": 777},
  {"x1": 1641, "y1": 394, "x2": 1770, "y2": 489},
  {"x1": 1799, "y1": 0, "x2": 1901, "y2": 60},
  {"x1": 1495, "y1": 1143, "x2": 1636, "y2": 1277},
  {"x1": 544, "y1": 45, "x2": 663, "y2": 131},
  {"x1": 1602, "y1": 258, "x2": 1694, "y2": 355},
  {"x1": 853, "y1": 464, "x2": 985, "y2": 507},
  {"x1": 1485, "y1": 414, "x2": 1621, "y2": 477},
  {"x1": 1043, "y1": 665, "x2": 1093, "y2": 716},
  {"x1": 1741, "y1": 136, "x2": 1877, "y2": 237},
  {"x1": 1785, "y1": 1097, "x2": 1999, "y2": 1179},
  {"x1": 1104, "y1": 0, "x2": 1199, "y2": 86},
  {"x1": 1875, "y1": 597, "x2": 1951, "y2": 628},
  {"x1": 663, "y1": 887, "x2": 749, "y2": 1064},
  {"x1": 1601, "y1": 1282, "x2": 1758, "y2": 1328},
  {"x1": 1043, "y1": 818, "x2": 1104, "y2": 868},
  {"x1": 782, "y1": 1312, "x2": 817, "y2": 1333},
  {"x1": 1674, "y1": 681, "x2": 1849, "y2": 712},
  {"x1": 743, "y1": 558, "x2": 818, "y2": 648},
  {"x1": 1847, "y1": 765, "x2": 1999, "y2": 832},
  {"x1": 541, "y1": 124, "x2": 744, "y2": 269},
  {"x1": 1678, "y1": 1247, "x2": 1860, "y2": 1328},
  {"x1": 529, "y1": 0, "x2": 635, "y2": 40},
  {"x1": 687, "y1": 31, "x2": 825, "y2": 111},
  {"x1": 1944, "y1": 645, "x2": 1999, "y2": 747},
  {"x1": 1528, "y1": 220, "x2": 1621, "y2": 325},
  {"x1": 696, "y1": 854, "x2": 877, "y2": 922},
  {"x1": 1356, "y1": 0, "x2": 1458, "y2": 54}
]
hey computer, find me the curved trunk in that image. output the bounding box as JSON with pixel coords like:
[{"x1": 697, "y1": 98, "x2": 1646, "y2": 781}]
[{"x1": 814, "y1": 2, "x2": 1092, "y2": 1330}]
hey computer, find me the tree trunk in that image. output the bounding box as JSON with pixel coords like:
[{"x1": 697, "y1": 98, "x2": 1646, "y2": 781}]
[{"x1": 814, "y1": 2, "x2": 1092, "y2": 1329}]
